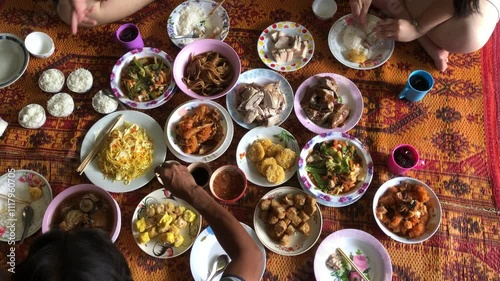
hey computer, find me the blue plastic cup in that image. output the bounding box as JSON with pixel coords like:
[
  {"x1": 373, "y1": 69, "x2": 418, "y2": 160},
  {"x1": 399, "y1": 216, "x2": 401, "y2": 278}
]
[{"x1": 399, "y1": 70, "x2": 434, "y2": 102}]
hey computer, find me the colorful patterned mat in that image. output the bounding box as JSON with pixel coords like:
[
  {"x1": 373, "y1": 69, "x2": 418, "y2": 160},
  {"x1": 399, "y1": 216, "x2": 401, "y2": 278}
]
[{"x1": 1, "y1": 0, "x2": 499, "y2": 280}]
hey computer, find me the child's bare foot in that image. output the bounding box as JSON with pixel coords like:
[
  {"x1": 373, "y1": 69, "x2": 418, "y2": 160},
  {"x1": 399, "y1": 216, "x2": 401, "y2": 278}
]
[
  {"x1": 431, "y1": 49, "x2": 449, "y2": 72},
  {"x1": 417, "y1": 36, "x2": 449, "y2": 72}
]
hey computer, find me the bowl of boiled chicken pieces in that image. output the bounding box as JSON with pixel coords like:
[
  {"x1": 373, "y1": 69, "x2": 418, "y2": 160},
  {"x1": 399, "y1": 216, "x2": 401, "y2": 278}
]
[{"x1": 294, "y1": 73, "x2": 364, "y2": 134}]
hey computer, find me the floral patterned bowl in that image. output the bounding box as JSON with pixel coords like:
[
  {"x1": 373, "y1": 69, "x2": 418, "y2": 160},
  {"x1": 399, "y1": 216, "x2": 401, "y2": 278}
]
[
  {"x1": 110, "y1": 47, "x2": 176, "y2": 110},
  {"x1": 0, "y1": 170, "x2": 53, "y2": 242},
  {"x1": 297, "y1": 132, "x2": 374, "y2": 207}
]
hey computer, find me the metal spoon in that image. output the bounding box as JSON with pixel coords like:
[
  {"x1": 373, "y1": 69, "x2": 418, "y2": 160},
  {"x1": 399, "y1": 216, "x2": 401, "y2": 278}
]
[
  {"x1": 172, "y1": 29, "x2": 201, "y2": 40},
  {"x1": 206, "y1": 254, "x2": 229, "y2": 281},
  {"x1": 20, "y1": 205, "x2": 34, "y2": 244}
]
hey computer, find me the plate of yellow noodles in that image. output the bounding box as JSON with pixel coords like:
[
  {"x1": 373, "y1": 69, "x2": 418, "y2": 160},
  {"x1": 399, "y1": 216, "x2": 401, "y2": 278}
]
[{"x1": 80, "y1": 110, "x2": 167, "y2": 193}]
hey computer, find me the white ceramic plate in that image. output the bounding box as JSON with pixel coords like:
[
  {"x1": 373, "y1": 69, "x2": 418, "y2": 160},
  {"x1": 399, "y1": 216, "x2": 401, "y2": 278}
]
[
  {"x1": 189, "y1": 223, "x2": 266, "y2": 281},
  {"x1": 167, "y1": 0, "x2": 230, "y2": 48},
  {"x1": 236, "y1": 126, "x2": 299, "y2": 187},
  {"x1": 165, "y1": 99, "x2": 234, "y2": 163},
  {"x1": 80, "y1": 110, "x2": 167, "y2": 193},
  {"x1": 226, "y1": 68, "x2": 294, "y2": 129},
  {"x1": 0, "y1": 170, "x2": 53, "y2": 242},
  {"x1": 110, "y1": 47, "x2": 176, "y2": 109},
  {"x1": 373, "y1": 177, "x2": 442, "y2": 244},
  {"x1": 257, "y1": 21, "x2": 315, "y2": 72},
  {"x1": 0, "y1": 34, "x2": 29, "y2": 89},
  {"x1": 297, "y1": 132, "x2": 374, "y2": 207},
  {"x1": 253, "y1": 186, "x2": 323, "y2": 256},
  {"x1": 131, "y1": 188, "x2": 202, "y2": 258},
  {"x1": 314, "y1": 229, "x2": 393, "y2": 281},
  {"x1": 328, "y1": 14, "x2": 394, "y2": 70}
]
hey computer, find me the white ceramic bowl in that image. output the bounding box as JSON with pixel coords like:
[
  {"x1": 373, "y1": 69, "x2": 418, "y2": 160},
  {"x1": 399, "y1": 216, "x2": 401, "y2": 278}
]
[
  {"x1": 110, "y1": 47, "x2": 176, "y2": 109},
  {"x1": 164, "y1": 99, "x2": 234, "y2": 163},
  {"x1": 167, "y1": 0, "x2": 230, "y2": 48},
  {"x1": 24, "y1": 32, "x2": 55, "y2": 58},
  {"x1": 253, "y1": 186, "x2": 323, "y2": 256},
  {"x1": 173, "y1": 39, "x2": 241, "y2": 100},
  {"x1": 297, "y1": 132, "x2": 373, "y2": 207},
  {"x1": 373, "y1": 177, "x2": 442, "y2": 244}
]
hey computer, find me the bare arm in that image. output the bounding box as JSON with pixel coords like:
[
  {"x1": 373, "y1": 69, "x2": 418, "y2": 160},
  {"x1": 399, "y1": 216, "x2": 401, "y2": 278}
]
[
  {"x1": 57, "y1": 0, "x2": 155, "y2": 34},
  {"x1": 374, "y1": 0, "x2": 455, "y2": 42},
  {"x1": 155, "y1": 163, "x2": 263, "y2": 281},
  {"x1": 85, "y1": 0, "x2": 155, "y2": 25}
]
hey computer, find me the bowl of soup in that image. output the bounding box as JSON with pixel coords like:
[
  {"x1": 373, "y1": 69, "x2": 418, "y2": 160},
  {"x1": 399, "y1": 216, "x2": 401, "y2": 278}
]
[
  {"x1": 209, "y1": 165, "x2": 247, "y2": 203},
  {"x1": 42, "y1": 184, "x2": 121, "y2": 242}
]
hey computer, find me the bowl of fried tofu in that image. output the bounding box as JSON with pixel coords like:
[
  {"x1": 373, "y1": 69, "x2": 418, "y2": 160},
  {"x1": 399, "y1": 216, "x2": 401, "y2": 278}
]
[{"x1": 253, "y1": 186, "x2": 323, "y2": 256}]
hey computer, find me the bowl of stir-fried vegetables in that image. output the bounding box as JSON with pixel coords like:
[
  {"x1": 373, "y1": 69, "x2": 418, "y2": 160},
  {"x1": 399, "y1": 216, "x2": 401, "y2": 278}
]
[
  {"x1": 110, "y1": 47, "x2": 176, "y2": 109},
  {"x1": 297, "y1": 132, "x2": 373, "y2": 207}
]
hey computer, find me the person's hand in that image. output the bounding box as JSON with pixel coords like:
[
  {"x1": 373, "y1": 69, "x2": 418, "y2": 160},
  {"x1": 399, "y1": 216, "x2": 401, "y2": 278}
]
[
  {"x1": 70, "y1": 0, "x2": 97, "y2": 34},
  {"x1": 154, "y1": 162, "x2": 199, "y2": 202},
  {"x1": 374, "y1": 18, "x2": 423, "y2": 42},
  {"x1": 350, "y1": 0, "x2": 372, "y2": 26}
]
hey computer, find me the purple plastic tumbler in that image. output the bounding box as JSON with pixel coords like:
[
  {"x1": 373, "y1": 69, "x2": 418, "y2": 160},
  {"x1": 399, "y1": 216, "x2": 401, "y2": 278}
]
[{"x1": 116, "y1": 23, "x2": 144, "y2": 50}]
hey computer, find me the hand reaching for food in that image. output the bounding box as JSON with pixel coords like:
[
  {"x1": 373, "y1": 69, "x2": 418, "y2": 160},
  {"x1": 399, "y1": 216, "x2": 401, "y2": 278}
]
[
  {"x1": 374, "y1": 18, "x2": 423, "y2": 42},
  {"x1": 68, "y1": 0, "x2": 98, "y2": 34},
  {"x1": 350, "y1": 0, "x2": 372, "y2": 26}
]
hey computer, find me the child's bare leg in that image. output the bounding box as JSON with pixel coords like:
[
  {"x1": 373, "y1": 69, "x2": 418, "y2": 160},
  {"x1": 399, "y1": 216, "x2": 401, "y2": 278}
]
[
  {"x1": 416, "y1": 36, "x2": 449, "y2": 72},
  {"x1": 371, "y1": 0, "x2": 449, "y2": 71}
]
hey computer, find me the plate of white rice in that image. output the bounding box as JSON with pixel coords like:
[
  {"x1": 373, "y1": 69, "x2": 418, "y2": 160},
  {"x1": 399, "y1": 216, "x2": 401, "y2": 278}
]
[
  {"x1": 328, "y1": 14, "x2": 394, "y2": 70},
  {"x1": 167, "y1": 0, "x2": 230, "y2": 48}
]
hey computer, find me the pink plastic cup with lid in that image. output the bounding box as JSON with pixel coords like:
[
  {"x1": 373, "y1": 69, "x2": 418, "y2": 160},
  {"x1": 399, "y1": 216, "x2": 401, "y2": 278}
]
[
  {"x1": 115, "y1": 23, "x2": 144, "y2": 50},
  {"x1": 386, "y1": 144, "x2": 425, "y2": 175}
]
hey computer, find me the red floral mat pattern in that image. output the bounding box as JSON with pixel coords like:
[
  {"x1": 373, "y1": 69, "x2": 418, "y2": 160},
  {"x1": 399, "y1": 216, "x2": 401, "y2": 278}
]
[{"x1": 1, "y1": 0, "x2": 499, "y2": 280}]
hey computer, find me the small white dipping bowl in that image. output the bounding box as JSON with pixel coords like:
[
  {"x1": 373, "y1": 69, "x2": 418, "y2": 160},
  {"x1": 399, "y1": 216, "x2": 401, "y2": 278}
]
[{"x1": 24, "y1": 32, "x2": 55, "y2": 58}]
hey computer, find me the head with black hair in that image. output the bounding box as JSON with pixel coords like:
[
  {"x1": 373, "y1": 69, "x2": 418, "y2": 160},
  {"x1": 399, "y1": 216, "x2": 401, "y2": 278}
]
[
  {"x1": 12, "y1": 228, "x2": 132, "y2": 281},
  {"x1": 454, "y1": 0, "x2": 480, "y2": 17}
]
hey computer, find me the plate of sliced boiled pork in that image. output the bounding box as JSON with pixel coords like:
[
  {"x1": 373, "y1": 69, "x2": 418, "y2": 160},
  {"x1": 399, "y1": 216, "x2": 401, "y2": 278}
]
[
  {"x1": 257, "y1": 21, "x2": 314, "y2": 72},
  {"x1": 226, "y1": 68, "x2": 294, "y2": 129},
  {"x1": 294, "y1": 73, "x2": 364, "y2": 134}
]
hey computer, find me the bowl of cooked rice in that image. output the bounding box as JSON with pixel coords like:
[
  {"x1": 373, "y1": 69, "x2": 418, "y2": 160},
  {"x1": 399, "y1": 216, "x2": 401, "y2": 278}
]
[
  {"x1": 110, "y1": 47, "x2": 176, "y2": 110},
  {"x1": 172, "y1": 39, "x2": 241, "y2": 100},
  {"x1": 297, "y1": 132, "x2": 373, "y2": 207}
]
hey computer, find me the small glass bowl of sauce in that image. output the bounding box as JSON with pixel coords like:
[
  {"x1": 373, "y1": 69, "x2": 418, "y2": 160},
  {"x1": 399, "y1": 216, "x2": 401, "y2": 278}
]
[{"x1": 210, "y1": 165, "x2": 247, "y2": 203}]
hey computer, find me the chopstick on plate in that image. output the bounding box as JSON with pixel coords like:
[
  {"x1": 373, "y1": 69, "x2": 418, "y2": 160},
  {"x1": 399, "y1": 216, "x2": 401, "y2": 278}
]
[
  {"x1": 76, "y1": 114, "x2": 124, "y2": 175},
  {"x1": 336, "y1": 248, "x2": 370, "y2": 281},
  {"x1": 0, "y1": 193, "x2": 31, "y2": 205},
  {"x1": 207, "y1": 0, "x2": 225, "y2": 18}
]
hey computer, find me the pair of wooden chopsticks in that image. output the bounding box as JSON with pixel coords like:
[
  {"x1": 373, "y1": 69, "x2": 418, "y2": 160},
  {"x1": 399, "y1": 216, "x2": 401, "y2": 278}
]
[
  {"x1": 0, "y1": 193, "x2": 31, "y2": 205},
  {"x1": 207, "y1": 0, "x2": 225, "y2": 18},
  {"x1": 337, "y1": 248, "x2": 370, "y2": 281},
  {"x1": 76, "y1": 114, "x2": 124, "y2": 175}
]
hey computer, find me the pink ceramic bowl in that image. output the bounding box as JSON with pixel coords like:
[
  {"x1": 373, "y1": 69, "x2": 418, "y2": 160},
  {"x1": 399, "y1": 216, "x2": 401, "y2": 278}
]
[
  {"x1": 42, "y1": 184, "x2": 121, "y2": 242},
  {"x1": 173, "y1": 39, "x2": 241, "y2": 100},
  {"x1": 209, "y1": 165, "x2": 247, "y2": 203}
]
